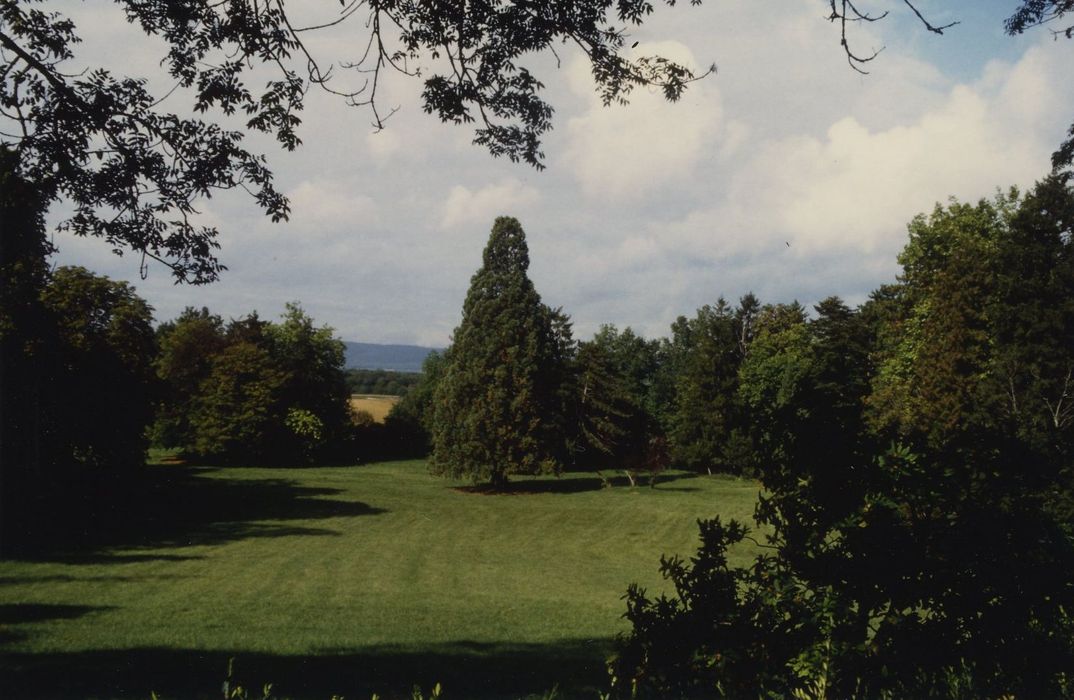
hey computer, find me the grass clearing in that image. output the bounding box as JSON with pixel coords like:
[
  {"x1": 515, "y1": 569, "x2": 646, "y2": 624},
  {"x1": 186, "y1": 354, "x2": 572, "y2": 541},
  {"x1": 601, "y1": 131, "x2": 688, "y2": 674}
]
[
  {"x1": 349, "y1": 395, "x2": 401, "y2": 422},
  {"x1": 0, "y1": 461, "x2": 760, "y2": 699}
]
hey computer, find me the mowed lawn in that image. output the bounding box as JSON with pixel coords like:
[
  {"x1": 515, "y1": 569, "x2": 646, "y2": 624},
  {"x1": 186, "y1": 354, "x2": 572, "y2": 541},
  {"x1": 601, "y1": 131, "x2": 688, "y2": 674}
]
[{"x1": 0, "y1": 461, "x2": 759, "y2": 699}]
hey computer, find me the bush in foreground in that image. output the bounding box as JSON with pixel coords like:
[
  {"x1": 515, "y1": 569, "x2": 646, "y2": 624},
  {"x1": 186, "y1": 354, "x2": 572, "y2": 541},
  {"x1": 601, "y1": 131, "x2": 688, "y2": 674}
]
[{"x1": 610, "y1": 179, "x2": 1074, "y2": 698}]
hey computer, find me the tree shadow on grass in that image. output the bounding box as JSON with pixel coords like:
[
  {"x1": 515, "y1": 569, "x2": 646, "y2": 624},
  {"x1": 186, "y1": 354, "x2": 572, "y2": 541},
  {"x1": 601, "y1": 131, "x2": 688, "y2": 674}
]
[
  {"x1": 0, "y1": 573, "x2": 196, "y2": 586},
  {"x1": 0, "y1": 603, "x2": 115, "y2": 624},
  {"x1": 0, "y1": 639, "x2": 614, "y2": 700},
  {"x1": 0, "y1": 604, "x2": 116, "y2": 650},
  {"x1": 2, "y1": 465, "x2": 386, "y2": 563}
]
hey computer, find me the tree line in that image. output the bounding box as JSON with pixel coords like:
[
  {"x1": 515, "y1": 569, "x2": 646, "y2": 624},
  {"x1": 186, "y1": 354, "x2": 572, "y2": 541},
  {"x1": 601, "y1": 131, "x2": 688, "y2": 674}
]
[
  {"x1": 0, "y1": 151, "x2": 356, "y2": 550},
  {"x1": 4, "y1": 2, "x2": 1073, "y2": 692},
  {"x1": 345, "y1": 369, "x2": 422, "y2": 398},
  {"x1": 608, "y1": 177, "x2": 1074, "y2": 697},
  {"x1": 376, "y1": 189, "x2": 1074, "y2": 508},
  {"x1": 153, "y1": 303, "x2": 353, "y2": 466},
  {"x1": 377, "y1": 182, "x2": 1074, "y2": 696},
  {"x1": 5, "y1": 145, "x2": 1074, "y2": 693}
]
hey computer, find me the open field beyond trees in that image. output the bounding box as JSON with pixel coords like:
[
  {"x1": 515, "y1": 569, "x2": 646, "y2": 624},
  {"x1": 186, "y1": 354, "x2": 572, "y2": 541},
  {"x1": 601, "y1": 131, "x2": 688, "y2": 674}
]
[
  {"x1": 349, "y1": 395, "x2": 402, "y2": 423},
  {"x1": 0, "y1": 460, "x2": 759, "y2": 699}
]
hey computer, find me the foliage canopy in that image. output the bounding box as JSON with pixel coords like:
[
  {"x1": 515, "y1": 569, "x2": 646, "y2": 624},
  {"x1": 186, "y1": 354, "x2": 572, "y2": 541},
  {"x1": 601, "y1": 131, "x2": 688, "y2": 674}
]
[
  {"x1": 611, "y1": 176, "x2": 1074, "y2": 698},
  {"x1": 154, "y1": 303, "x2": 352, "y2": 465}
]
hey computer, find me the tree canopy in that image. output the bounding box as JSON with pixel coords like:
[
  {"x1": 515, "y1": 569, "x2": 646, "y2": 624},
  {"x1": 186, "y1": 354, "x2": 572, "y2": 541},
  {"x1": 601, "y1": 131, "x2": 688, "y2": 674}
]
[
  {"x1": 611, "y1": 176, "x2": 1074, "y2": 698},
  {"x1": 154, "y1": 303, "x2": 353, "y2": 465}
]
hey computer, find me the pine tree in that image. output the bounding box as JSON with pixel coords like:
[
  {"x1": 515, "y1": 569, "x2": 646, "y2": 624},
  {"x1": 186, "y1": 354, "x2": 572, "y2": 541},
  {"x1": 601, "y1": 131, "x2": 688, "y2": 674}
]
[
  {"x1": 430, "y1": 217, "x2": 569, "y2": 488},
  {"x1": 667, "y1": 299, "x2": 743, "y2": 473}
]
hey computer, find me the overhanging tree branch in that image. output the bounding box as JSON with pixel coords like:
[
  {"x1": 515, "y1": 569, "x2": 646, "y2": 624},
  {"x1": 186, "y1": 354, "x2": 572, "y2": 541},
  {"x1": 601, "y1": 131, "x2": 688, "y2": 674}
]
[{"x1": 2, "y1": 0, "x2": 714, "y2": 281}]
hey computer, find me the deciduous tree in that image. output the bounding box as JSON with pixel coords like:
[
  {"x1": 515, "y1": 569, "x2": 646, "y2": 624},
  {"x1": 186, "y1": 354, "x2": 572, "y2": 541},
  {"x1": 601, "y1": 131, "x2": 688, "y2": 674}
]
[
  {"x1": 189, "y1": 337, "x2": 289, "y2": 463},
  {"x1": 2, "y1": 154, "x2": 158, "y2": 551},
  {"x1": 266, "y1": 302, "x2": 352, "y2": 452},
  {"x1": 867, "y1": 191, "x2": 1022, "y2": 443},
  {"x1": 155, "y1": 303, "x2": 353, "y2": 464},
  {"x1": 612, "y1": 181, "x2": 1074, "y2": 698},
  {"x1": 41, "y1": 265, "x2": 158, "y2": 469},
  {"x1": 0, "y1": 147, "x2": 52, "y2": 477},
  {"x1": 153, "y1": 306, "x2": 227, "y2": 448}
]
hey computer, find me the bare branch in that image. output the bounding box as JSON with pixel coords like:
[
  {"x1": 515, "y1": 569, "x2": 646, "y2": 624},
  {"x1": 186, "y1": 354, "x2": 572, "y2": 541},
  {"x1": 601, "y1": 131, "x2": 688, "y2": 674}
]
[
  {"x1": 293, "y1": 0, "x2": 366, "y2": 33},
  {"x1": 828, "y1": 0, "x2": 886, "y2": 74},
  {"x1": 902, "y1": 0, "x2": 959, "y2": 35}
]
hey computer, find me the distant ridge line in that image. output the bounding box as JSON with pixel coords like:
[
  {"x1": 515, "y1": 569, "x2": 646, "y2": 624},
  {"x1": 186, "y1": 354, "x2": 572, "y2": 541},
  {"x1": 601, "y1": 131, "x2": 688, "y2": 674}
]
[{"x1": 343, "y1": 341, "x2": 442, "y2": 373}]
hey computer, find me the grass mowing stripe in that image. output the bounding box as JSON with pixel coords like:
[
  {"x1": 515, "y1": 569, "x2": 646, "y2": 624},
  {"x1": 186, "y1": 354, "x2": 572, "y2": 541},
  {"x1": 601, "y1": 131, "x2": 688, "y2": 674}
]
[{"x1": 0, "y1": 460, "x2": 759, "y2": 698}]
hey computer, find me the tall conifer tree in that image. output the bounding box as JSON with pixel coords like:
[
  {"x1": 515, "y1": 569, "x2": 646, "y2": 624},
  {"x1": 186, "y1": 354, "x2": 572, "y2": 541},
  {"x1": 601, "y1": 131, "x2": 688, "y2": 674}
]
[{"x1": 431, "y1": 217, "x2": 568, "y2": 488}]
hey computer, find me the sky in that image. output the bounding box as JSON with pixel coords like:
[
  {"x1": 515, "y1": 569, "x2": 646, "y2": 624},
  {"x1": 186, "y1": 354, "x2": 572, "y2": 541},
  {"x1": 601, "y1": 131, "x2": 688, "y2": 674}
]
[{"x1": 44, "y1": 0, "x2": 1074, "y2": 347}]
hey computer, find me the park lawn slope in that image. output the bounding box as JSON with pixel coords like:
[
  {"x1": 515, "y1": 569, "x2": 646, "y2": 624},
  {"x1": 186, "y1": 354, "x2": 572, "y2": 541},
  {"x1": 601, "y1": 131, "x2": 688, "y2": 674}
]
[{"x1": 0, "y1": 461, "x2": 759, "y2": 699}]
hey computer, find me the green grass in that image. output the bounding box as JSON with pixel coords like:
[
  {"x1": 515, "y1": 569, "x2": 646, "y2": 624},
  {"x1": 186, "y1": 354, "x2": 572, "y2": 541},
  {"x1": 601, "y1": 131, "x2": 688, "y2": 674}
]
[{"x1": 0, "y1": 461, "x2": 759, "y2": 699}]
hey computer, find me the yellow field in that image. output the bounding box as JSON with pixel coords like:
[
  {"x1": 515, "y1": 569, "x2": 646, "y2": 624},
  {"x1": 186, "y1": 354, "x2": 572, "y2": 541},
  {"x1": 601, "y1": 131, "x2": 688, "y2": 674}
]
[{"x1": 349, "y1": 394, "x2": 401, "y2": 423}]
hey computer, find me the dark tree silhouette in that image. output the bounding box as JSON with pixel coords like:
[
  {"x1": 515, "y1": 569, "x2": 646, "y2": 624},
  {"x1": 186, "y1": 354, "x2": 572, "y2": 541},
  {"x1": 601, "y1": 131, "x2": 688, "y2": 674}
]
[{"x1": 430, "y1": 217, "x2": 570, "y2": 488}]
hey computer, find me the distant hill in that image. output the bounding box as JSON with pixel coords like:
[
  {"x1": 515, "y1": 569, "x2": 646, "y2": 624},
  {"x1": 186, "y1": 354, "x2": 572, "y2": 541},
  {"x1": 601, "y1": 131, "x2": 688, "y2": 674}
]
[{"x1": 343, "y1": 342, "x2": 441, "y2": 373}]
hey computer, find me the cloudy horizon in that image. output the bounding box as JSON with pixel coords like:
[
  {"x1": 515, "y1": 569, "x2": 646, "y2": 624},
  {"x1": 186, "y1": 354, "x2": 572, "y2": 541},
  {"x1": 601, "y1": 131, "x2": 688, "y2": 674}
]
[{"x1": 47, "y1": 0, "x2": 1074, "y2": 347}]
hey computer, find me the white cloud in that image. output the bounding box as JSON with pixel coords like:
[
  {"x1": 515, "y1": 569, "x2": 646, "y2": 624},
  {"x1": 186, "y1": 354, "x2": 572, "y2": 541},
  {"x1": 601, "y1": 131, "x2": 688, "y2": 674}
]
[
  {"x1": 438, "y1": 180, "x2": 541, "y2": 229},
  {"x1": 651, "y1": 38, "x2": 1073, "y2": 266},
  {"x1": 40, "y1": 2, "x2": 1074, "y2": 347},
  {"x1": 516, "y1": 31, "x2": 1074, "y2": 344},
  {"x1": 285, "y1": 180, "x2": 378, "y2": 232},
  {"x1": 367, "y1": 128, "x2": 403, "y2": 159},
  {"x1": 563, "y1": 41, "x2": 725, "y2": 200}
]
